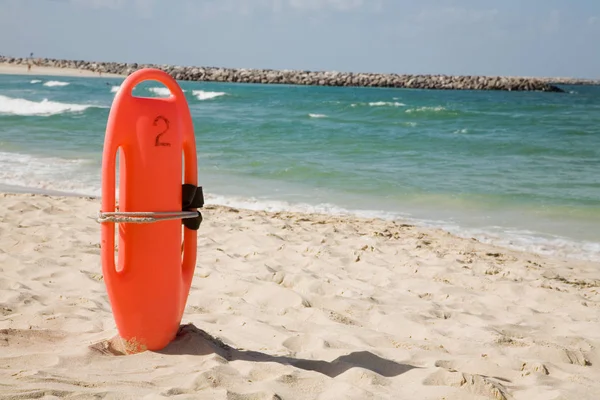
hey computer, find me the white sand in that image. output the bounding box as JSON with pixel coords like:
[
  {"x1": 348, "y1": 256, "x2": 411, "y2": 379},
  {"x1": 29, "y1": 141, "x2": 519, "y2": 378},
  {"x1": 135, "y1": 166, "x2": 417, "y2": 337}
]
[
  {"x1": 0, "y1": 192, "x2": 599, "y2": 399},
  {"x1": 0, "y1": 63, "x2": 124, "y2": 78}
]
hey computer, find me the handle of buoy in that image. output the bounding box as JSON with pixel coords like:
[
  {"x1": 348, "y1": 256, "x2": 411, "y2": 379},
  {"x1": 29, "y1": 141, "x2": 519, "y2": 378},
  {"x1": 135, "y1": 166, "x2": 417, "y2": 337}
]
[{"x1": 120, "y1": 68, "x2": 186, "y2": 101}]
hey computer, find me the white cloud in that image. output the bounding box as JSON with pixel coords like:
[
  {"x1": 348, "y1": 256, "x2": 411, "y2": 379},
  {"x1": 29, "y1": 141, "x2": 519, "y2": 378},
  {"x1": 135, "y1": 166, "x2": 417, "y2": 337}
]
[
  {"x1": 541, "y1": 9, "x2": 561, "y2": 33},
  {"x1": 272, "y1": 0, "x2": 284, "y2": 14},
  {"x1": 183, "y1": 0, "x2": 374, "y2": 18},
  {"x1": 70, "y1": 0, "x2": 125, "y2": 9},
  {"x1": 387, "y1": 7, "x2": 505, "y2": 41},
  {"x1": 589, "y1": 16, "x2": 598, "y2": 25},
  {"x1": 415, "y1": 7, "x2": 499, "y2": 25},
  {"x1": 323, "y1": 0, "x2": 363, "y2": 11},
  {"x1": 288, "y1": 0, "x2": 320, "y2": 10},
  {"x1": 288, "y1": 0, "x2": 365, "y2": 11},
  {"x1": 185, "y1": 0, "x2": 238, "y2": 20},
  {"x1": 69, "y1": 0, "x2": 154, "y2": 16},
  {"x1": 134, "y1": 0, "x2": 155, "y2": 18}
]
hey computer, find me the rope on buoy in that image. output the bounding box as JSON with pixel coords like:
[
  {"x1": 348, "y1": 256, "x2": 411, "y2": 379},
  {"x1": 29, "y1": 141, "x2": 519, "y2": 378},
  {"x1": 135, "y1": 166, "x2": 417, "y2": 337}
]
[
  {"x1": 97, "y1": 185, "x2": 204, "y2": 227},
  {"x1": 97, "y1": 210, "x2": 200, "y2": 224}
]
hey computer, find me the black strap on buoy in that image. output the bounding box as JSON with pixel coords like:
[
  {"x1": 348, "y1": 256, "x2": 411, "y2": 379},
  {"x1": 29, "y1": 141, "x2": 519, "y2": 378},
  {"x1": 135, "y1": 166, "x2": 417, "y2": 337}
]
[{"x1": 182, "y1": 184, "x2": 204, "y2": 230}]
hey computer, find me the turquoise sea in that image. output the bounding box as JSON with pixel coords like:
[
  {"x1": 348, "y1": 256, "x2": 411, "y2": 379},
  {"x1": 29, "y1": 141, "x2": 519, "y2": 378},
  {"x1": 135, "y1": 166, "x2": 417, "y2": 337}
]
[{"x1": 0, "y1": 73, "x2": 599, "y2": 262}]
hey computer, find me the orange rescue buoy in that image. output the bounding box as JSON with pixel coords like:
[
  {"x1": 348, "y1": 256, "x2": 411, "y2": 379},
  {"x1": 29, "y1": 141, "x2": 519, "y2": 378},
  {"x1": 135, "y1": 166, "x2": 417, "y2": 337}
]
[{"x1": 99, "y1": 68, "x2": 203, "y2": 353}]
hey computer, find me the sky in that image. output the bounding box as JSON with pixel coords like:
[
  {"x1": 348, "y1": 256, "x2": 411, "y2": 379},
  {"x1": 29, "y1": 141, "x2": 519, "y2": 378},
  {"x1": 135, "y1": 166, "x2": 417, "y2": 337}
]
[{"x1": 1, "y1": 0, "x2": 599, "y2": 78}]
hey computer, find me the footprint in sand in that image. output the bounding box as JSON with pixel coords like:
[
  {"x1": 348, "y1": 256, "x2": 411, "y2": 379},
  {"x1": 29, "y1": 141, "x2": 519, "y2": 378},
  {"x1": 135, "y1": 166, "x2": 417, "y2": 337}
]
[
  {"x1": 0, "y1": 328, "x2": 68, "y2": 351},
  {"x1": 424, "y1": 363, "x2": 510, "y2": 400}
]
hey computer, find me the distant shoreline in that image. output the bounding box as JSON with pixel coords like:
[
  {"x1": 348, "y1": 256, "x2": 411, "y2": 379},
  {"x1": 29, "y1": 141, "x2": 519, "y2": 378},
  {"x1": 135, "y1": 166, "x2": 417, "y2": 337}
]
[
  {"x1": 0, "y1": 62, "x2": 123, "y2": 79},
  {"x1": 1, "y1": 55, "x2": 598, "y2": 92}
]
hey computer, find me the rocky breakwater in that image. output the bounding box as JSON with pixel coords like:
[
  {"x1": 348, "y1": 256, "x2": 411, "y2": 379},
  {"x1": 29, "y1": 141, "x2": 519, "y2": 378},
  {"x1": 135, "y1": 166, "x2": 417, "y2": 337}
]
[{"x1": 0, "y1": 55, "x2": 566, "y2": 92}]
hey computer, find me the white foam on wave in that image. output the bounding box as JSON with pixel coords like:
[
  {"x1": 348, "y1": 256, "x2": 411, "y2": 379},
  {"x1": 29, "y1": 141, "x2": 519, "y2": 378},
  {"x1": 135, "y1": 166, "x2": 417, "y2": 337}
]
[
  {"x1": 369, "y1": 101, "x2": 406, "y2": 107},
  {"x1": 148, "y1": 87, "x2": 171, "y2": 97},
  {"x1": 204, "y1": 193, "x2": 405, "y2": 220},
  {"x1": 30, "y1": 79, "x2": 41, "y2": 84},
  {"x1": 111, "y1": 85, "x2": 121, "y2": 93},
  {"x1": 309, "y1": 113, "x2": 327, "y2": 118},
  {"x1": 405, "y1": 106, "x2": 446, "y2": 113},
  {"x1": 192, "y1": 90, "x2": 226, "y2": 100},
  {"x1": 0, "y1": 95, "x2": 102, "y2": 116},
  {"x1": 351, "y1": 101, "x2": 406, "y2": 107},
  {"x1": 147, "y1": 87, "x2": 191, "y2": 96},
  {"x1": 0, "y1": 151, "x2": 100, "y2": 197},
  {"x1": 435, "y1": 223, "x2": 600, "y2": 264},
  {"x1": 43, "y1": 80, "x2": 70, "y2": 87}
]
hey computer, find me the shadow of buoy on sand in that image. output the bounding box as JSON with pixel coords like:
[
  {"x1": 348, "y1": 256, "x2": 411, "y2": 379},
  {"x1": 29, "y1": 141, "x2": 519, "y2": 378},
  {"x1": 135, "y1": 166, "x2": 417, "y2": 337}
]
[{"x1": 89, "y1": 323, "x2": 418, "y2": 379}]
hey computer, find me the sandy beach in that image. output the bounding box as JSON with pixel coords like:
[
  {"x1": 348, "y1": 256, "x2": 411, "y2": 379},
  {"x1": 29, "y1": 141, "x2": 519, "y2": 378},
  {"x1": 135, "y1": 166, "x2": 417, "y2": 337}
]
[
  {"x1": 0, "y1": 63, "x2": 124, "y2": 78},
  {"x1": 0, "y1": 192, "x2": 598, "y2": 399}
]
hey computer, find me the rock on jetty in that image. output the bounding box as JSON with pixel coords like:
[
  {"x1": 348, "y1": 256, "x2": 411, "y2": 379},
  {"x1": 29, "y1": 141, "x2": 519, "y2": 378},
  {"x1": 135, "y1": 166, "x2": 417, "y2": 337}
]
[{"x1": 0, "y1": 55, "x2": 569, "y2": 92}]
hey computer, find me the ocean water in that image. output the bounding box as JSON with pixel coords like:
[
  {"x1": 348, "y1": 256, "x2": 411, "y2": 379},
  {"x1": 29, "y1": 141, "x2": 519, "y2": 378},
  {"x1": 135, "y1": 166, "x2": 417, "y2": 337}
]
[{"x1": 0, "y1": 73, "x2": 599, "y2": 262}]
